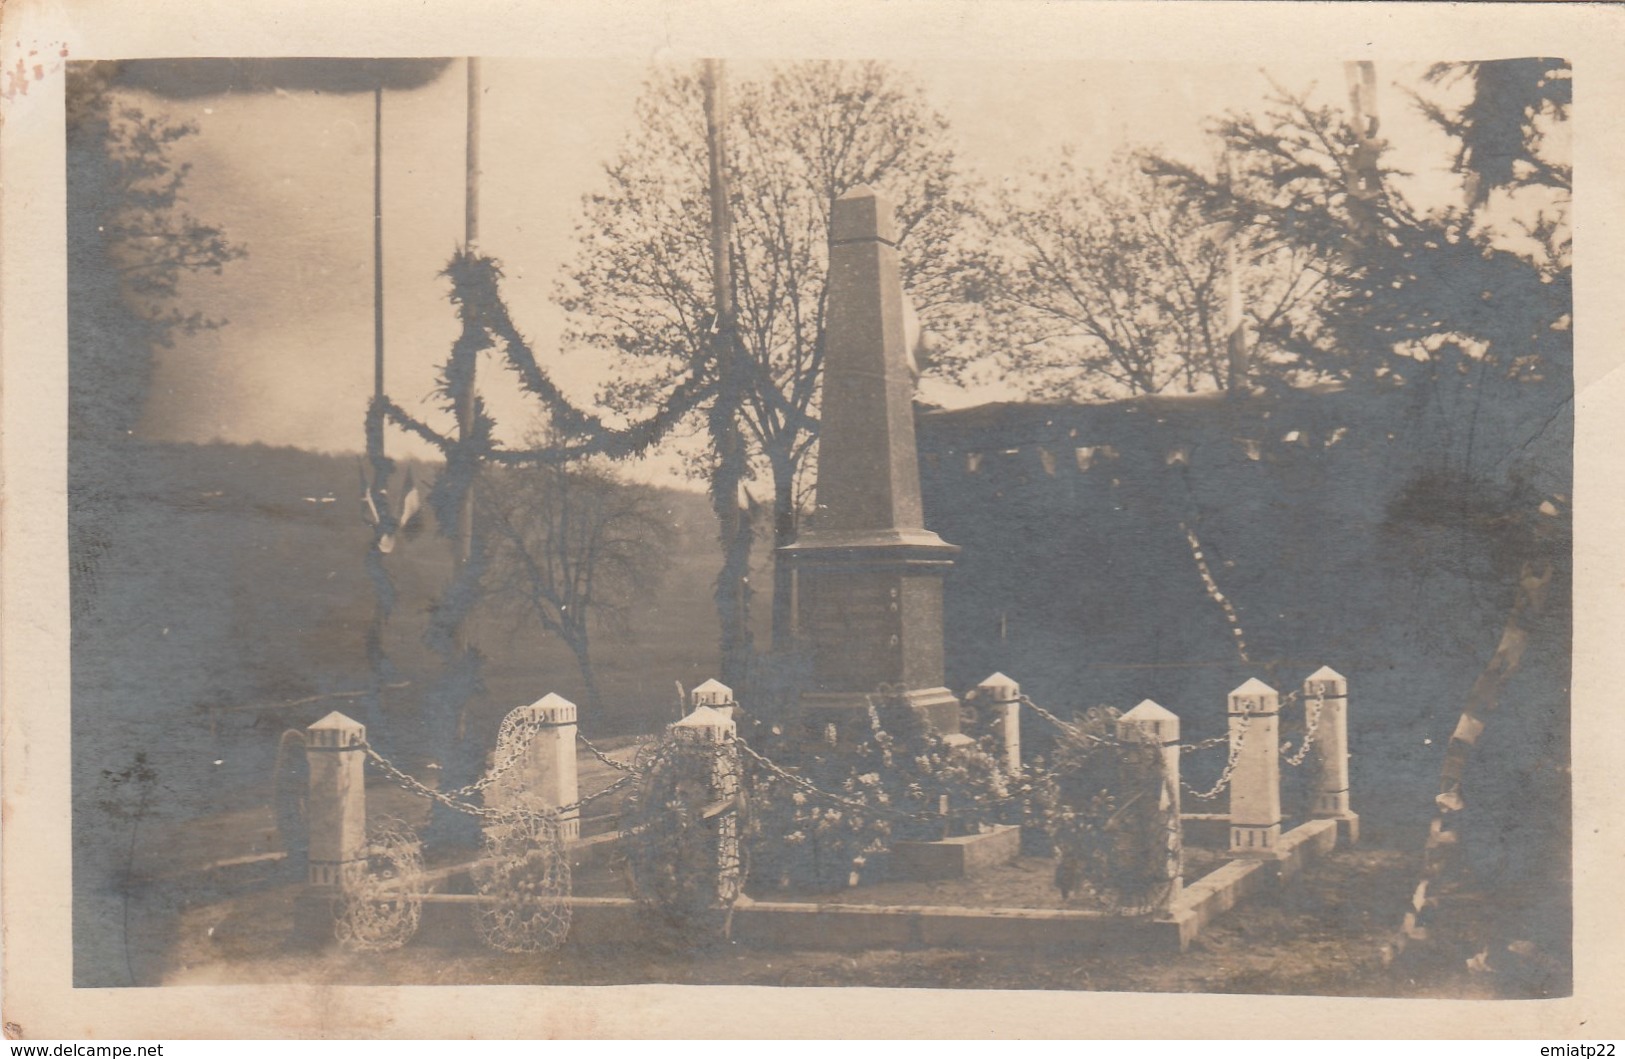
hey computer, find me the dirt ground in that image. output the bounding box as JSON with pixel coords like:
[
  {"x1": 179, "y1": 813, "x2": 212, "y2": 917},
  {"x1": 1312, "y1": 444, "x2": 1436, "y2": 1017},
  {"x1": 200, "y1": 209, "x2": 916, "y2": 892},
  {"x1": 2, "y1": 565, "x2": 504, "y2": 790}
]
[
  {"x1": 76, "y1": 730, "x2": 1569, "y2": 1001},
  {"x1": 759, "y1": 848, "x2": 1229, "y2": 910},
  {"x1": 148, "y1": 843, "x2": 1567, "y2": 1000}
]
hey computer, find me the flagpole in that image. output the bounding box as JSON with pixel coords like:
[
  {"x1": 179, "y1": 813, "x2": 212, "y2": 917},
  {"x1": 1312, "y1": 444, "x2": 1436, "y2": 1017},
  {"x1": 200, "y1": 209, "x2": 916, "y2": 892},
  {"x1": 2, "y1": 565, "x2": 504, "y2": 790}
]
[
  {"x1": 449, "y1": 56, "x2": 481, "y2": 743},
  {"x1": 373, "y1": 82, "x2": 386, "y2": 425},
  {"x1": 1223, "y1": 148, "x2": 1249, "y2": 396},
  {"x1": 464, "y1": 55, "x2": 481, "y2": 251},
  {"x1": 456, "y1": 56, "x2": 480, "y2": 570},
  {"x1": 1343, "y1": 61, "x2": 1382, "y2": 251},
  {"x1": 362, "y1": 78, "x2": 389, "y2": 737},
  {"x1": 703, "y1": 58, "x2": 733, "y2": 333}
]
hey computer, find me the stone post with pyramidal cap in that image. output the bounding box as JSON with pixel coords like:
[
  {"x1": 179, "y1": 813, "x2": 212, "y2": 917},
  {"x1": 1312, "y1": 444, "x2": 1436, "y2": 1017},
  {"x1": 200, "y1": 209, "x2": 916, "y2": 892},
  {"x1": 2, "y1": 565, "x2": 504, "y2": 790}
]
[
  {"x1": 482, "y1": 693, "x2": 580, "y2": 839},
  {"x1": 976, "y1": 672, "x2": 1022, "y2": 773},
  {"x1": 1227, "y1": 677, "x2": 1282, "y2": 855},
  {"x1": 521, "y1": 693, "x2": 581, "y2": 840},
  {"x1": 1116, "y1": 698, "x2": 1183, "y2": 901},
  {"x1": 672, "y1": 704, "x2": 744, "y2": 904},
  {"x1": 1304, "y1": 665, "x2": 1359, "y2": 843},
  {"x1": 305, "y1": 710, "x2": 368, "y2": 888},
  {"x1": 779, "y1": 184, "x2": 962, "y2": 742}
]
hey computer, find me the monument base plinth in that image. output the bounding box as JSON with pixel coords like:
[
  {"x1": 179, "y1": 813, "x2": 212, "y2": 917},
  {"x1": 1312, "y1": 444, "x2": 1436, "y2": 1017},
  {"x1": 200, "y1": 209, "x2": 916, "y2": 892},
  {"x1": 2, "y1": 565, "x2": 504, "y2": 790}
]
[
  {"x1": 890, "y1": 824, "x2": 1022, "y2": 881},
  {"x1": 783, "y1": 537, "x2": 961, "y2": 750},
  {"x1": 797, "y1": 687, "x2": 962, "y2": 746}
]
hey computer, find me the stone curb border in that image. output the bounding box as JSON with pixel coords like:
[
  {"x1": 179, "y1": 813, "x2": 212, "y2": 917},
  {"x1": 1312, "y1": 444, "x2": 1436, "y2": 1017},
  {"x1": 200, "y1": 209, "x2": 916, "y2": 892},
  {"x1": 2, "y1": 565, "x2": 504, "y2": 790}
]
[{"x1": 555, "y1": 818, "x2": 1340, "y2": 953}]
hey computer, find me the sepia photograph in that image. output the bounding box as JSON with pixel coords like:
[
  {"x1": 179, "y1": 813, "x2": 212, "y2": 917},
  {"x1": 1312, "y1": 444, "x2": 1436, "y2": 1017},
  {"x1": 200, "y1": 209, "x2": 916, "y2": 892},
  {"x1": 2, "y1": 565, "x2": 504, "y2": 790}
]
[{"x1": 4, "y1": 0, "x2": 1622, "y2": 1041}]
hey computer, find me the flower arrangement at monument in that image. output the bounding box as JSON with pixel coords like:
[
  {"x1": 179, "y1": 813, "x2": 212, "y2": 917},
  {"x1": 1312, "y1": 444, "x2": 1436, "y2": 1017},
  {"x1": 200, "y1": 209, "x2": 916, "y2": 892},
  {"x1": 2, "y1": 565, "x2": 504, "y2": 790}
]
[
  {"x1": 744, "y1": 780, "x2": 892, "y2": 893},
  {"x1": 739, "y1": 687, "x2": 1017, "y2": 893},
  {"x1": 1029, "y1": 705, "x2": 1181, "y2": 913},
  {"x1": 618, "y1": 733, "x2": 742, "y2": 941}
]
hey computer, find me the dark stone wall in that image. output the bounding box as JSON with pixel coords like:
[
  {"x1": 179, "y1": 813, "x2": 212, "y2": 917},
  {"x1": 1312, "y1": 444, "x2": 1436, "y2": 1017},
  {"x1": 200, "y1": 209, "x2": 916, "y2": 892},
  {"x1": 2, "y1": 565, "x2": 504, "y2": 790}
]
[{"x1": 916, "y1": 387, "x2": 1571, "y2": 833}]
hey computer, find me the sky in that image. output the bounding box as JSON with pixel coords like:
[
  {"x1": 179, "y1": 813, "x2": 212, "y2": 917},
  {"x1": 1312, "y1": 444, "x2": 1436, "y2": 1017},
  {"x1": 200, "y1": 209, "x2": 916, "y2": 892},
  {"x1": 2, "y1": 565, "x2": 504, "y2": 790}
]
[{"x1": 120, "y1": 57, "x2": 1468, "y2": 486}]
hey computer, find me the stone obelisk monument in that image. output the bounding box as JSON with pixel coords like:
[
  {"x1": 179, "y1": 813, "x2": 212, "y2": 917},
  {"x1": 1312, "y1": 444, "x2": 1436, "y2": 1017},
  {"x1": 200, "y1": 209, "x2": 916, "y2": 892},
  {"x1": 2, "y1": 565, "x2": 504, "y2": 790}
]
[{"x1": 780, "y1": 185, "x2": 961, "y2": 741}]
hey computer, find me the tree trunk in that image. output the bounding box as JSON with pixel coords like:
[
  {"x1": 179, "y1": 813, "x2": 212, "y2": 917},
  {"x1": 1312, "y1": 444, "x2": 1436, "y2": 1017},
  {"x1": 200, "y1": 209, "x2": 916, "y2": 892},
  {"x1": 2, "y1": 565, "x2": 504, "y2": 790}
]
[
  {"x1": 702, "y1": 59, "x2": 753, "y2": 689},
  {"x1": 713, "y1": 462, "x2": 754, "y2": 689},
  {"x1": 567, "y1": 626, "x2": 600, "y2": 713},
  {"x1": 769, "y1": 449, "x2": 798, "y2": 651}
]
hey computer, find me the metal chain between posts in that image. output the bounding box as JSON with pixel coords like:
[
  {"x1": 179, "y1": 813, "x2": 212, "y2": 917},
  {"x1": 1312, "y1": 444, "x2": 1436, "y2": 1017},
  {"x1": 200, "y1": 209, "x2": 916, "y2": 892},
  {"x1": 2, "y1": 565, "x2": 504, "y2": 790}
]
[
  {"x1": 338, "y1": 716, "x2": 656, "y2": 956},
  {"x1": 1174, "y1": 689, "x2": 1300, "y2": 756},
  {"x1": 363, "y1": 744, "x2": 504, "y2": 817},
  {"x1": 360, "y1": 678, "x2": 1320, "y2": 852},
  {"x1": 1281, "y1": 691, "x2": 1325, "y2": 767},
  {"x1": 556, "y1": 771, "x2": 639, "y2": 816},
  {"x1": 1183, "y1": 713, "x2": 1250, "y2": 800},
  {"x1": 578, "y1": 731, "x2": 640, "y2": 773},
  {"x1": 445, "y1": 705, "x2": 656, "y2": 802},
  {"x1": 441, "y1": 707, "x2": 564, "y2": 800},
  {"x1": 362, "y1": 739, "x2": 638, "y2": 819},
  {"x1": 344, "y1": 742, "x2": 598, "y2": 954},
  {"x1": 366, "y1": 711, "x2": 550, "y2": 808},
  {"x1": 1023, "y1": 691, "x2": 1243, "y2": 761},
  {"x1": 1020, "y1": 695, "x2": 1120, "y2": 746}
]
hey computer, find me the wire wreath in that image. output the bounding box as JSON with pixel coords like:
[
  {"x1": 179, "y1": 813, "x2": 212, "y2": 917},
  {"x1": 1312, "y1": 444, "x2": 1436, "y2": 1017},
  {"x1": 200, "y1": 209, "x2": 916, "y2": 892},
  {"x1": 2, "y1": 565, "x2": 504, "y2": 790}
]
[
  {"x1": 471, "y1": 808, "x2": 573, "y2": 953},
  {"x1": 619, "y1": 734, "x2": 745, "y2": 943},
  {"x1": 335, "y1": 815, "x2": 425, "y2": 951},
  {"x1": 271, "y1": 728, "x2": 308, "y2": 857},
  {"x1": 1040, "y1": 715, "x2": 1182, "y2": 916},
  {"x1": 1085, "y1": 766, "x2": 1182, "y2": 917}
]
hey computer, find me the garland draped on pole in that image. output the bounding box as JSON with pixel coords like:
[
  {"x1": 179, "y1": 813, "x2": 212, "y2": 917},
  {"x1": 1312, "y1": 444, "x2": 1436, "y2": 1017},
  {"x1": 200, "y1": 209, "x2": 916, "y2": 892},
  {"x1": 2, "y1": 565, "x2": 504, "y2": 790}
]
[
  {"x1": 372, "y1": 252, "x2": 718, "y2": 469},
  {"x1": 365, "y1": 250, "x2": 720, "y2": 834}
]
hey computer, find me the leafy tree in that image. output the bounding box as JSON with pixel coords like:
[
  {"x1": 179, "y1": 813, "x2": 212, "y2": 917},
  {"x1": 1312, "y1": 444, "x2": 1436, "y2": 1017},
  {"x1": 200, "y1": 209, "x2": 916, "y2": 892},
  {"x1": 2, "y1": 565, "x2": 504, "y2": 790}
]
[
  {"x1": 556, "y1": 60, "x2": 974, "y2": 658},
  {"x1": 66, "y1": 62, "x2": 247, "y2": 442},
  {"x1": 1418, "y1": 59, "x2": 1571, "y2": 207},
  {"x1": 1148, "y1": 63, "x2": 1573, "y2": 970},
  {"x1": 949, "y1": 148, "x2": 1330, "y2": 400},
  {"x1": 67, "y1": 62, "x2": 246, "y2": 626},
  {"x1": 1146, "y1": 63, "x2": 1571, "y2": 483},
  {"x1": 478, "y1": 450, "x2": 674, "y2": 712}
]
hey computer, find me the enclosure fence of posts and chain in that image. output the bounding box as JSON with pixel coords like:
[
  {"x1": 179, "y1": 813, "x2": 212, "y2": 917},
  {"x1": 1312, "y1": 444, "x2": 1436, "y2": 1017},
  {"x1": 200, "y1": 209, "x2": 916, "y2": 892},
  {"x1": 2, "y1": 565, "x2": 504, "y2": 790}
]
[{"x1": 285, "y1": 659, "x2": 1355, "y2": 954}]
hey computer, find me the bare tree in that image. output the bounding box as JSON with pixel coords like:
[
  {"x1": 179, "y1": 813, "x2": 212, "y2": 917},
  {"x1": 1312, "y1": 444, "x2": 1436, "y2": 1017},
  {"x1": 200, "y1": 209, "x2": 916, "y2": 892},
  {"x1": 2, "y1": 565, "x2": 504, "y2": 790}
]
[
  {"x1": 478, "y1": 455, "x2": 674, "y2": 712},
  {"x1": 556, "y1": 60, "x2": 975, "y2": 657},
  {"x1": 950, "y1": 148, "x2": 1329, "y2": 401}
]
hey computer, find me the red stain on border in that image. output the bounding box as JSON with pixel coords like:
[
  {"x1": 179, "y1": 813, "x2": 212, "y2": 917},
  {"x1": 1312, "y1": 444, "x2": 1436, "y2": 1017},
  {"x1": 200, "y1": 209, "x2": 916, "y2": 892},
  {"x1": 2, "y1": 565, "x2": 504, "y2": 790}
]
[{"x1": 1, "y1": 41, "x2": 68, "y2": 102}]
